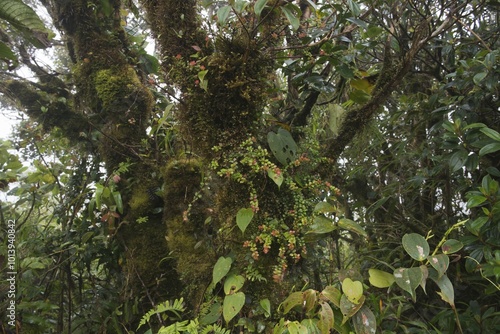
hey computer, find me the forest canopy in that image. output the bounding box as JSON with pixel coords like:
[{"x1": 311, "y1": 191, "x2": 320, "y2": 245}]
[{"x1": 0, "y1": 0, "x2": 499, "y2": 333}]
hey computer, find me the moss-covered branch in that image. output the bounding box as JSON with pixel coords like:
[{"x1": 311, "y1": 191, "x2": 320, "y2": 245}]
[{"x1": 0, "y1": 79, "x2": 86, "y2": 142}]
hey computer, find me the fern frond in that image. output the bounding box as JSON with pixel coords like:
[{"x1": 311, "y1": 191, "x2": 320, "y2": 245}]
[{"x1": 137, "y1": 298, "x2": 186, "y2": 330}]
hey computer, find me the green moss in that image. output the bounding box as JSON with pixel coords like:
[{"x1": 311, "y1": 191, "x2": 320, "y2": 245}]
[{"x1": 94, "y1": 67, "x2": 145, "y2": 113}]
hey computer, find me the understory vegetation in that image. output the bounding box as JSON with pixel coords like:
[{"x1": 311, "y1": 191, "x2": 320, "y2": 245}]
[{"x1": 0, "y1": 0, "x2": 499, "y2": 333}]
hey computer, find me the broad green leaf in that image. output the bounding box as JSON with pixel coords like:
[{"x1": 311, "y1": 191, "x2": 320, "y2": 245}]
[
  {"x1": 233, "y1": 0, "x2": 249, "y2": 13},
  {"x1": 419, "y1": 265, "x2": 429, "y2": 293},
  {"x1": 81, "y1": 231, "x2": 94, "y2": 243},
  {"x1": 328, "y1": 104, "x2": 345, "y2": 136},
  {"x1": 217, "y1": 5, "x2": 231, "y2": 26},
  {"x1": 347, "y1": 0, "x2": 361, "y2": 16},
  {"x1": 368, "y1": 269, "x2": 395, "y2": 288},
  {"x1": 280, "y1": 3, "x2": 301, "y2": 31},
  {"x1": 254, "y1": 0, "x2": 269, "y2": 16},
  {"x1": 431, "y1": 274, "x2": 455, "y2": 307},
  {"x1": 442, "y1": 239, "x2": 464, "y2": 254},
  {"x1": 267, "y1": 128, "x2": 298, "y2": 166},
  {"x1": 338, "y1": 218, "x2": 367, "y2": 237},
  {"x1": 402, "y1": 233, "x2": 429, "y2": 261},
  {"x1": 393, "y1": 267, "x2": 423, "y2": 301},
  {"x1": 314, "y1": 201, "x2": 336, "y2": 213},
  {"x1": 213, "y1": 256, "x2": 233, "y2": 284},
  {"x1": 467, "y1": 195, "x2": 487, "y2": 208},
  {"x1": 317, "y1": 301, "x2": 334, "y2": 334},
  {"x1": 349, "y1": 89, "x2": 371, "y2": 104},
  {"x1": 223, "y1": 291, "x2": 245, "y2": 323},
  {"x1": 199, "y1": 302, "x2": 222, "y2": 325},
  {"x1": 0, "y1": 0, "x2": 51, "y2": 49},
  {"x1": 300, "y1": 319, "x2": 321, "y2": 334},
  {"x1": 287, "y1": 321, "x2": 308, "y2": 334},
  {"x1": 236, "y1": 208, "x2": 253, "y2": 234},
  {"x1": 342, "y1": 278, "x2": 363, "y2": 304},
  {"x1": 282, "y1": 291, "x2": 303, "y2": 314},
  {"x1": 473, "y1": 71, "x2": 487, "y2": 85},
  {"x1": 102, "y1": 186, "x2": 111, "y2": 199},
  {"x1": 479, "y1": 142, "x2": 500, "y2": 156},
  {"x1": 352, "y1": 305, "x2": 377, "y2": 334},
  {"x1": 112, "y1": 191, "x2": 123, "y2": 214},
  {"x1": 0, "y1": 41, "x2": 17, "y2": 64},
  {"x1": 303, "y1": 289, "x2": 317, "y2": 313},
  {"x1": 320, "y1": 286, "x2": 341, "y2": 308},
  {"x1": 95, "y1": 184, "x2": 104, "y2": 208},
  {"x1": 350, "y1": 78, "x2": 373, "y2": 94},
  {"x1": 449, "y1": 149, "x2": 468, "y2": 172},
  {"x1": 466, "y1": 216, "x2": 489, "y2": 236},
  {"x1": 198, "y1": 69, "x2": 208, "y2": 81},
  {"x1": 267, "y1": 169, "x2": 283, "y2": 188},
  {"x1": 339, "y1": 294, "x2": 365, "y2": 324},
  {"x1": 260, "y1": 299, "x2": 271, "y2": 317},
  {"x1": 224, "y1": 274, "x2": 245, "y2": 295},
  {"x1": 307, "y1": 216, "x2": 336, "y2": 234},
  {"x1": 480, "y1": 127, "x2": 500, "y2": 141},
  {"x1": 427, "y1": 254, "x2": 449, "y2": 278}
]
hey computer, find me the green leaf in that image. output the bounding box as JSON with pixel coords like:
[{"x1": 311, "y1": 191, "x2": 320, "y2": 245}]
[
  {"x1": 287, "y1": 321, "x2": 309, "y2": 334},
  {"x1": 307, "y1": 216, "x2": 336, "y2": 234},
  {"x1": 236, "y1": 208, "x2": 254, "y2": 234},
  {"x1": 328, "y1": 104, "x2": 345, "y2": 136},
  {"x1": 300, "y1": 319, "x2": 321, "y2": 334},
  {"x1": 467, "y1": 195, "x2": 487, "y2": 208},
  {"x1": 314, "y1": 201, "x2": 336, "y2": 214},
  {"x1": 393, "y1": 267, "x2": 423, "y2": 301},
  {"x1": 317, "y1": 301, "x2": 334, "y2": 334},
  {"x1": 213, "y1": 256, "x2": 233, "y2": 285},
  {"x1": 479, "y1": 142, "x2": 500, "y2": 156},
  {"x1": 441, "y1": 239, "x2": 464, "y2": 254},
  {"x1": 339, "y1": 294, "x2": 365, "y2": 324},
  {"x1": 303, "y1": 289, "x2": 317, "y2": 313},
  {"x1": 217, "y1": 5, "x2": 231, "y2": 26},
  {"x1": 267, "y1": 128, "x2": 298, "y2": 166},
  {"x1": 473, "y1": 71, "x2": 487, "y2": 85},
  {"x1": 320, "y1": 286, "x2": 341, "y2": 308},
  {"x1": 260, "y1": 299, "x2": 271, "y2": 317},
  {"x1": 282, "y1": 291, "x2": 303, "y2": 314},
  {"x1": 449, "y1": 149, "x2": 468, "y2": 172},
  {"x1": 432, "y1": 274, "x2": 455, "y2": 307},
  {"x1": 0, "y1": 41, "x2": 17, "y2": 64},
  {"x1": 199, "y1": 302, "x2": 222, "y2": 325},
  {"x1": 267, "y1": 169, "x2": 283, "y2": 188},
  {"x1": 112, "y1": 191, "x2": 123, "y2": 214},
  {"x1": 402, "y1": 233, "x2": 429, "y2": 261},
  {"x1": 95, "y1": 184, "x2": 104, "y2": 209},
  {"x1": 368, "y1": 268, "x2": 395, "y2": 288},
  {"x1": 427, "y1": 254, "x2": 449, "y2": 278},
  {"x1": 349, "y1": 89, "x2": 371, "y2": 104},
  {"x1": 254, "y1": 0, "x2": 269, "y2": 16},
  {"x1": 0, "y1": 0, "x2": 50, "y2": 48},
  {"x1": 466, "y1": 216, "x2": 489, "y2": 236},
  {"x1": 347, "y1": 0, "x2": 361, "y2": 16},
  {"x1": 224, "y1": 274, "x2": 245, "y2": 295},
  {"x1": 480, "y1": 127, "x2": 500, "y2": 141},
  {"x1": 342, "y1": 278, "x2": 363, "y2": 304},
  {"x1": 280, "y1": 3, "x2": 301, "y2": 31},
  {"x1": 352, "y1": 305, "x2": 377, "y2": 334},
  {"x1": 81, "y1": 231, "x2": 94, "y2": 243},
  {"x1": 338, "y1": 218, "x2": 367, "y2": 237},
  {"x1": 223, "y1": 292, "x2": 245, "y2": 323},
  {"x1": 198, "y1": 69, "x2": 208, "y2": 81}
]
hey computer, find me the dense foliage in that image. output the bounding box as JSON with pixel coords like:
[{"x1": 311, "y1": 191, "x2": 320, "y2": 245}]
[{"x1": 0, "y1": 0, "x2": 499, "y2": 333}]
